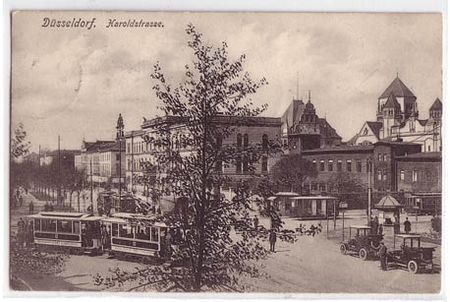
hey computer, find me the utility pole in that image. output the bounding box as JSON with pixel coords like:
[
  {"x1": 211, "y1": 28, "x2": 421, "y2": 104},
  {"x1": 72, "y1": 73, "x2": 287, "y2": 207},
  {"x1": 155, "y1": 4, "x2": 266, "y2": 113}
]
[
  {"x1": 90, "y1": 158, "x2": 93, "y2": 214},
  {"x1": 57, "y1": 135, "x2": 61, "y2": 207},
  {"x1": 367, "y1": 157, "x2": 372, "y2": 225},
  {"x1": 116, "y1": 114, "x2": 125, "y2": 206}
]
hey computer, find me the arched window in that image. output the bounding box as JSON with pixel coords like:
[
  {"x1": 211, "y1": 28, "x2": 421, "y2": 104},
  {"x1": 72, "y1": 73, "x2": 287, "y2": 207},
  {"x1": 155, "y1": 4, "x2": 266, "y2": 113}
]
[
  {"x1": 262, "y1": 134, "x2": 268, "y2": 150},
  {"x1": 237, "y1": 134, "x2": 242, "y2": 148},
  {"x1": 243, "y1": 134, "x2": 249, "y2": 147}
]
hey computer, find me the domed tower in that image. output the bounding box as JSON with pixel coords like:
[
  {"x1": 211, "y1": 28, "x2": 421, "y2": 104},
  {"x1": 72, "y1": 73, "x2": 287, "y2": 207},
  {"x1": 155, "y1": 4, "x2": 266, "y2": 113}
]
[
  {"x1": 380, "y1": 92, "x2": 401, "y2": 139},
  {"x1": 377, "y1": 75, "x2": 417, "y2": 122},
  {"x1": 301, "y1": 91, "x2": 318, "y2": 123}
]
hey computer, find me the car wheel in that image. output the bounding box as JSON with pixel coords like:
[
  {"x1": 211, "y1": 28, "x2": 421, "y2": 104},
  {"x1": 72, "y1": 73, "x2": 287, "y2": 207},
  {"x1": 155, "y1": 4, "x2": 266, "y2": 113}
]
[
  {"x1": 408, "y1": 260, "x2": 419, "y2": 274},
  {"x1": 340, "y1": 244, "x2": 347, "y2": 255},
  {"x1": 359, "y1": 248, "x2": 368, "y2": 260}
]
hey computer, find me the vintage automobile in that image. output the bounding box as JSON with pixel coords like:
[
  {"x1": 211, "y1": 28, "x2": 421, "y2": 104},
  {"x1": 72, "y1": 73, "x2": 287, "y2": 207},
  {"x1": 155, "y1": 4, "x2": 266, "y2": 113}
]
[
  {"x1": 387, "y1": 234, "x2": 435, "y2": 274},
  {"x1": 339, "y1": 225, "x2": 383, "y2": 260}
]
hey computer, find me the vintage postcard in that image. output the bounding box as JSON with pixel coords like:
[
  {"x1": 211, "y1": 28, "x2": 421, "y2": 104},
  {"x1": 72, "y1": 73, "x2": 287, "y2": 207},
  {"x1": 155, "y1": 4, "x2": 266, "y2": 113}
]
[{"x1": 9, "y1": 11, "x2": 442, "y2": 294}]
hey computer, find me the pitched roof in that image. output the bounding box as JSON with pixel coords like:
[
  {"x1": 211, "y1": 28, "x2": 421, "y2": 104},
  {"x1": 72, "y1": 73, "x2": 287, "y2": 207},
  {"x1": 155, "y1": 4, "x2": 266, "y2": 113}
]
[
  {"x1": 318, "y1": 118, "x2": 342, "y2": 140},
  {"x1": 383, "y1": 93, "x2": 401, "y2": 109},
  {"x1": 379, "y1": 76, "x2": 416, "y2": 99},
  {"x1": 429, "y1": 98, "x2": 442, "y2": 111},
  {"x1": 375, "y1": 195, "x2": 403, "y2": 209},
  {"x1": 366, "y1": 121, "x2": 383, "y2": 139}
]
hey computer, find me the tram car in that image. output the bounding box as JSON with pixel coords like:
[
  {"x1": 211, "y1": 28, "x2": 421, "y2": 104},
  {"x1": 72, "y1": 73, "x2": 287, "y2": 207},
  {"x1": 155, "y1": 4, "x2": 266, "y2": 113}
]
[
  {"x1": 101, "y1": 212, "x2": 171, "y2": 261},
  {"x1": 27, "y1": 212, "x2": 103, "y2": 255},
  {"x1": 269, "y1": 193, "x2": 339, "y2": 219}
]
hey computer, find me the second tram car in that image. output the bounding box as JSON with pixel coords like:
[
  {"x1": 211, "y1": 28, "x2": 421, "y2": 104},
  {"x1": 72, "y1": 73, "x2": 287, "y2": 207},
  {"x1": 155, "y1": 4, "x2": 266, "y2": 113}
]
[{"x1": 101, "y1": 212, "x2": 170, "y2": 260}]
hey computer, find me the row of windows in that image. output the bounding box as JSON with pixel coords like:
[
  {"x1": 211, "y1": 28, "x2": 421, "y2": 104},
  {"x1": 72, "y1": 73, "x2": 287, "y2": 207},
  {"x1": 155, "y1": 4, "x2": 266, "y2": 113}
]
[
  {"x1": 377, "y1": 153, "x2": 389, "y2": 162},
  {"x1": 112, "y1": 223, "x2": 159, "y2": 242},
  {"x1": 237, "y1": 134, "x2": 269, "y2": 150},
  {"x1": 34, "y1": 219, "x2": 81, "y2": 234},
  {"x1": 313, "y1": 159, "x2": 367, "y2": 173},
  {"x1": 235, "y1": 156, "x2": 268, "y2": 174},
  {"x1": 400, "y1": 170, "x2": 433, "y2": 182}
]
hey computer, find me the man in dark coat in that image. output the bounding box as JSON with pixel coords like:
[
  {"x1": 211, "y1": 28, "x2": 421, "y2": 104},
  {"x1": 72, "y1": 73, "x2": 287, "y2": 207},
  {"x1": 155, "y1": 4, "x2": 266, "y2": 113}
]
[
  {"x1": 379, "y1": 241, "x2": 388, "y2": 271},
  {"x1": 404, "y1": 217, "x2": 412, "y2": 234},
  {"x1": 269, "y1": 229, "x2": 277, "y2": 252}
]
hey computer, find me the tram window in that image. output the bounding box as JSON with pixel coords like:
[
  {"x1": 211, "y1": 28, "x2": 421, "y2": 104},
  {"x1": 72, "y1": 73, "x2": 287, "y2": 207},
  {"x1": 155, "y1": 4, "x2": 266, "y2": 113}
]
[
  {"x1": 34, "y1": 219, "x2": 41, "y2": 231},
  {"x1": 135, "y1": 226, "x2": 150, "y2": 240},
  {"x1": 57, "y1": 220, "x2": 73, "y2": 233},
  {"x1": 150, "y1": 227, "x2": 159, "y2": 242},
  {"x1": 42, "y1": 219, "x2": 56, "y2": 232},
  {"x1": 73, "y1": 221, "x2": 80, "y2": 234},
  {"x1": 112, "y1": 223, "x2": 118, "y2": 237},
  {"x1": 119, "y1": 224, "x2": 133, "y2": 238}
]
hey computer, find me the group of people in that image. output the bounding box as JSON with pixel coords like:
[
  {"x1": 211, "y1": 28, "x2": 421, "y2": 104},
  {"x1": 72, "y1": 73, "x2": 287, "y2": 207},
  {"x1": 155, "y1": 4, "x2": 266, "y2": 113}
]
[
  {"x1": 16, "y1": 217, "x2": 34, "y2": 248},
  {"x1": 11, "y1": 189, "x2": 24, "y2": 209},
  {"x1": 369, "y1": 216, "x2": 383, "y2": 235}
]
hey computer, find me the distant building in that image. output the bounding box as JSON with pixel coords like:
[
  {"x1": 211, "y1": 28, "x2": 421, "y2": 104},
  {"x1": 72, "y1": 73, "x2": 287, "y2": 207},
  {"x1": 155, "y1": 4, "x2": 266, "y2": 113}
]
[
  {"x1": 74, "y1": 140, "x2": 125, "y2": 186},
  {"x1": 350, "y1": 76, "x2": 442, "y2": 152},
  {"x1": 39, "y1": 149, "x2": 80, "y2": 170},
  {"x1": 281, "y1": 95, "x2": 342, "y2": 152}
]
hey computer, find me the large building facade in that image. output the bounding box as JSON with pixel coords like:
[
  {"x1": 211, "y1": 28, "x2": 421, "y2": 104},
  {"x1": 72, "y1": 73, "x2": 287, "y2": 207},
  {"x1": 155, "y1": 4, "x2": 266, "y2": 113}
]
[
  {"x1": 74, "y1": 139, "x2": 126, "y2": 185},
  {"x1": 350, "y1": 76, "x2": 442, "y2": 152}
]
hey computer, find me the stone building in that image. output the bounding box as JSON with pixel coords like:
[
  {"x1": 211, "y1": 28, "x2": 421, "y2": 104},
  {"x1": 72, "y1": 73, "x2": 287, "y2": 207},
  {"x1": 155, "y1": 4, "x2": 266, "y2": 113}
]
[
  {"x1": 300, "y1": 141, "x2": 423, "y2": 208},
  {"x1": 281, "y1": 95, "x2": 342, "y2": 152},
  {"x1": 350, "y1": 76, "x2": 442, "y2": 152},
  {"x1": 125, "y1": 115, "x2": 283, "y2": 199}
]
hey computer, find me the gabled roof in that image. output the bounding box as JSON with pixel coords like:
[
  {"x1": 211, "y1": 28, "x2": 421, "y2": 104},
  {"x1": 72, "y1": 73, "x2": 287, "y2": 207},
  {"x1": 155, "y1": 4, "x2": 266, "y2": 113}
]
[
  {"x1": 379, "y1": 76, "x2": 416, "y2": 99},
  {"x1": 384, "y1": 93, "x2": 401, "y2": 109},
  {"x1": 429, "y1": 98, "x2": 442, "y2": 111},
  {"x1": 366, "y1": 121, "x2": 383, "y2": 139}
]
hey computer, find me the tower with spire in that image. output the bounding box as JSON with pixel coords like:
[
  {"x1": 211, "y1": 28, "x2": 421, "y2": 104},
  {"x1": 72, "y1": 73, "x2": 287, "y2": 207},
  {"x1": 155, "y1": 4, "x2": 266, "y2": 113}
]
[{"x1": 350, "y1": 75, "x2": 442, "y2": 152}]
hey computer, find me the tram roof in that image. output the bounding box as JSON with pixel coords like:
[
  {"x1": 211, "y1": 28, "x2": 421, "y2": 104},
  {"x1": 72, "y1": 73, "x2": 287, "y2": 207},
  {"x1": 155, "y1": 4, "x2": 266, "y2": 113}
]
[
  {"x1": 395, "y1": 234, "x2": 422, "y2": 239},
  {"x1": 289, "y1": 196, "x2": 338, "y2": 200},
  {"x1": 27, "y1": 212, "x2": 93, "y2": 220},
  {"x1": 350, "y1": 225, "x2": 371, "y2": 229},
  {"x1": 103, "y1": 212, "x2": 167, "y2": 227}
]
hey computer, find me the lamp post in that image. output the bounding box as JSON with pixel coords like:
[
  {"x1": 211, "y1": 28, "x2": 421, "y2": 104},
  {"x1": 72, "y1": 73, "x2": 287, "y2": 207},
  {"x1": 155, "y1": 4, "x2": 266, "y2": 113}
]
[
  {"x1": 367, "y1": 157, "x2": 373, "y2": 225},
  {"x1": 339, "y1": 201, "x2": 348, "y2": 241},
  {"x1": 116, "y1": 114, "x2": 125, "y2": 206}
]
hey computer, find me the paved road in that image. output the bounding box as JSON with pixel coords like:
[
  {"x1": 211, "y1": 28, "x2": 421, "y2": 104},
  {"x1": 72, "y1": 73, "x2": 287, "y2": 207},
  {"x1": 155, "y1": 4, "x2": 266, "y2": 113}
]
[{"x1": 11, "y1": 204, "x2": 440, "y2": 293}]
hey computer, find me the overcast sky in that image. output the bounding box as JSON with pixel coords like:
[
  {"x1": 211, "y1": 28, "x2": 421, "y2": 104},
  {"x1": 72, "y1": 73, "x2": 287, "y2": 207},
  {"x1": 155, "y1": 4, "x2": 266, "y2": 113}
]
[{"x1": 11, "y1": 12, "x2": 442, "y2": 152}]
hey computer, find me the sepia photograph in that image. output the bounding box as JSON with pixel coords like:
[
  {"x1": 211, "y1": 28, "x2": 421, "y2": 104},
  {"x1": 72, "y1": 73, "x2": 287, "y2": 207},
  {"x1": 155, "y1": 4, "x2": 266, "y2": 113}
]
[{"x1": 9, "y1": 11, "x2": 442, "y2": 294}]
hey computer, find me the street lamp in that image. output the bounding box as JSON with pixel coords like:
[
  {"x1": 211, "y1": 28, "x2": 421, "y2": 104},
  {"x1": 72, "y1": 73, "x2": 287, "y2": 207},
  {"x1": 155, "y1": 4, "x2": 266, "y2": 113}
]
[
  {"x1": 116, "y1": 114, "x2": 125, "y2": 207},
  {"x1": 366, "y1": 157, "x2": 373, "y2": 225}
]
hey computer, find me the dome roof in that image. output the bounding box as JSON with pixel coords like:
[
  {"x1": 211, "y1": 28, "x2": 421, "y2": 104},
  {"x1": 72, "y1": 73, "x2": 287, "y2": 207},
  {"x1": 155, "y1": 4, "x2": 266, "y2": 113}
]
[{"x1": 305, "y1": 100, "x2": 314, "y2": 110}]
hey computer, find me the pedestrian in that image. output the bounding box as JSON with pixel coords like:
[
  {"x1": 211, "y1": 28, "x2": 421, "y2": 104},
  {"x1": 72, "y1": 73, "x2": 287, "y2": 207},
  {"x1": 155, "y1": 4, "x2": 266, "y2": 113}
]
[
  {"x1": 378, "y1": 241, "x2": 388, "y2": 271},
  {"x1": 253, "y1": 215, "x2": 259, "y2": 231},
  {"x1": 374, "y1": 216, "x2": 379, "y2": 234},
  {"x1": 269, "y1": 229, "x2": 277, "y2": 252},
  {"x1": 29, "y1": 201, "x2": 34, "y2": 214},
  {"x1": 404, "y1": 217, "x2": 411, "y2": 234},
  {"x1": 19, "y1": 195, "x2": 24, "y2": 207},
  {"x1": 17, "y1": 218, "x2": 25, "y2": 248},
  {"x1": 378, "y1": 223, "x2": 383, "y2": 235}
]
